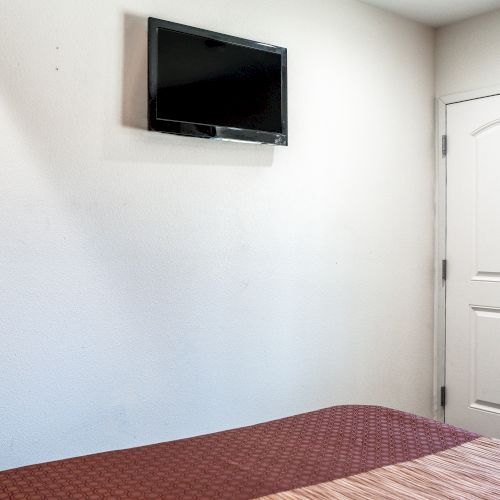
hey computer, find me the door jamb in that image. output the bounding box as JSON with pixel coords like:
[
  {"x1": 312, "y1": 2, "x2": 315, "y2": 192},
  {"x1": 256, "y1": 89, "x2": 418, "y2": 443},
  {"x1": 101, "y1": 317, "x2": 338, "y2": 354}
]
[{"x1": 434, "y1": 84, "x2": 500, "y2": 422}]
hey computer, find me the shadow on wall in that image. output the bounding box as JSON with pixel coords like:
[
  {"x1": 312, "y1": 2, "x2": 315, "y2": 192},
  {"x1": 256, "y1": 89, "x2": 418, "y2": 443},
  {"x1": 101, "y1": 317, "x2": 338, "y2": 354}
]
[
  {"x1": 118, "y1": 12, "x2": 275, "y2": 167},
  {"x1": 122, "y1": 13, "x2": 148, "y2": 131}
]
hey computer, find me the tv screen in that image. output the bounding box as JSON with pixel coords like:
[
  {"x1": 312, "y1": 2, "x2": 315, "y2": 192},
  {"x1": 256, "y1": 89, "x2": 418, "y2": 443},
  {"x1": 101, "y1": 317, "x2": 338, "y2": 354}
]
[{"x1": 148, "y1": 18, "x2": 287, "y2": 145}]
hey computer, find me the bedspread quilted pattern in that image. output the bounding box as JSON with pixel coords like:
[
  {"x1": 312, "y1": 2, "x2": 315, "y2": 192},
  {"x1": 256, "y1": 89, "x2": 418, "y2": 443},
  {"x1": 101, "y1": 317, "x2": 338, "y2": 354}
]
[{"x1": 0, "y1": 405, "x2": 479, "y2": 499}]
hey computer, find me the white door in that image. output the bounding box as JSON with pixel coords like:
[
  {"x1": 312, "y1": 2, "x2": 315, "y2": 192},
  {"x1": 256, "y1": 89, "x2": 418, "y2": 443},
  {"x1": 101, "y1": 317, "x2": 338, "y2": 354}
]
[{"x1": 446, "y1": 94, "x2": 500, "y2": 438}]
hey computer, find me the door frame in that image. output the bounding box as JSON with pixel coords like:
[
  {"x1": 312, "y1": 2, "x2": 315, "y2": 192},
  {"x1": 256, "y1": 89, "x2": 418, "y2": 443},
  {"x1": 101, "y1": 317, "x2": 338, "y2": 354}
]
[{"x1": 434, "y1": 84, "x2": 500, "y2": 422}]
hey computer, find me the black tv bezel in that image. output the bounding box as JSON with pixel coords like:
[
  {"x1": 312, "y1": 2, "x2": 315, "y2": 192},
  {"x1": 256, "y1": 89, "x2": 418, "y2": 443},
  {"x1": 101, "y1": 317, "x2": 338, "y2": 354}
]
[{"x1": 147, "y1": 17, "x2": 288, "y2": 146}]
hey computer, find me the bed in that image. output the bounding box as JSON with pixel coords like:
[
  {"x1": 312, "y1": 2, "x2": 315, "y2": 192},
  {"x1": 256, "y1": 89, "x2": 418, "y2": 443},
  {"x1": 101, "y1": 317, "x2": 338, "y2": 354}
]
[{"x1": 0, "y1": 405, "x2": 499, "y2": 499}]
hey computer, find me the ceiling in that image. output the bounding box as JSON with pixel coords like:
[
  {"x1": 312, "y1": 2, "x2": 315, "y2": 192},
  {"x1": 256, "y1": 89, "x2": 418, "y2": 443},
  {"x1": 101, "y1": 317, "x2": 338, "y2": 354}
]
[{"x1": 360, "y1": 0, "x2": 500, "y2": 27}]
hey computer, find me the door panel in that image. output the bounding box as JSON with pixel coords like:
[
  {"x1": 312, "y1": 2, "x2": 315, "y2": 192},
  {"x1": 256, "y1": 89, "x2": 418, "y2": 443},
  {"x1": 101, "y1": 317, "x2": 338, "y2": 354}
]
[
  {"x1": 475, "y1": 121, "x2": 500, "y2": 280},
  {"x1": 470, "y1": 306, "x2": 500, "y2": 413},
  {"x1": 446, "y1": 94, "x2": 500, "y2": 437}
]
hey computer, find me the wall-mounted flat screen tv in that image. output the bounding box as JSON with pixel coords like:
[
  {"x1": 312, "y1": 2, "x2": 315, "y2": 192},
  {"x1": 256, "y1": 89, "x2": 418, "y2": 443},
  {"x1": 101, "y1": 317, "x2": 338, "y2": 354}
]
[{"x1": 148, "y1": 18, "x2": 288, "y2": 146}]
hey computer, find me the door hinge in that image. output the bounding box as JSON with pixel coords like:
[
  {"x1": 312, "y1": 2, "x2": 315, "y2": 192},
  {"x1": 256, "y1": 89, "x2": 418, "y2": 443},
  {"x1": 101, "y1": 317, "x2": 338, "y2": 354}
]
[
  {"x1": 442, "y1": 135, "x2": 448, "y2": 157},
  {"x1": 440, "y1": 386, "x2": 446, "y2": 407},
  {"x1": 442, "y1": 259, "x2": 447, "y2": 281}
]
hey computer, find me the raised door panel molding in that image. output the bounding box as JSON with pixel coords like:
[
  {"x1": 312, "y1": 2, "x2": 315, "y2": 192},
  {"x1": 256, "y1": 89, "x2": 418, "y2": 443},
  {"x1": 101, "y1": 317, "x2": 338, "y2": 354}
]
[
  {"x1": 470, "y1": 306, "x2": 500, "y2": 414},
  {"x1": 473, "y1": 121, "x2": 500, "y2": 281}
]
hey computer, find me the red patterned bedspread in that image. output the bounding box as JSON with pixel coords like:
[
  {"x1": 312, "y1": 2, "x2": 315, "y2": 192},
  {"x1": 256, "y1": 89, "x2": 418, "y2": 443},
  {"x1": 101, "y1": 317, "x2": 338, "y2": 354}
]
[{"x1": 0, "y1": 405, "x2": 478, "y2": 499}]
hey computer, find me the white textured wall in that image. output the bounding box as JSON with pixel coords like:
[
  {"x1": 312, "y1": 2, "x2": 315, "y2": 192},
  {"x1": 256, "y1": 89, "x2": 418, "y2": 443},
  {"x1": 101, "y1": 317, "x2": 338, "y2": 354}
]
[
  {"x1": 436, "y1": 8, "x2": 500, "y2": 96},
  {"x1": 0, "y1": 0, "x2": 435, "y2": 471}
]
